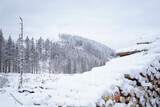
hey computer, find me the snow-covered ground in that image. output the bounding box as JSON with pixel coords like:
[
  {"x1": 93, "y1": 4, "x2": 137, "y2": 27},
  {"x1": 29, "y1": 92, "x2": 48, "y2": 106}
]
[{"x1": 0, "y1": 35, "x2": 160, "y2": 107}]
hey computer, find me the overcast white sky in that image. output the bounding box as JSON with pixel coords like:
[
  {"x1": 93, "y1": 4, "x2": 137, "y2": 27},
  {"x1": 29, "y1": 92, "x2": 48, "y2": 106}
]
[{"x1": 0, "y1": 0, "x2": 160, "y2": 49}]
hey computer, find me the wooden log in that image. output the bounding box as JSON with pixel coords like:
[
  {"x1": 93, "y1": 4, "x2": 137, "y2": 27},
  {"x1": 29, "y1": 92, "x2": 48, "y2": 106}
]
[
  {"x1": 124, "y1": 74, "x2": 140, "y2": 84},
  {"x1": 116, "y1": 49, "x2": 148, "y2": 57},
  {"x1": 135, "y1": 97, "x2": 139, "y2": 104},
  {"x1": 145, "y1": 78, "x2": 149, "y2": 83},
  {"x1": 148, "y1": 83, "x2": 154, "y2": 91},
  {"x1": 116, "y1": 86, "x2": 123, "y2": 92},
  {"x1": 129, "y1": 89, "x2": 135, "y2": 97},
  {"x1": 140, "y1": 73, "x2": 146, "y2": 78},
  {"x1": 109, "y1": 93, "x2": 114, "y2": 101},
  {"x1": 120, "y1": 97, "x2": 126, "y2": 103},
  {"x1": 158, "y1": 79, "x2": 160, "y2": 85},
  {"x1": 114, "y1": 92, "x2": 120, "y2": 102},
  {"x1": 143, "y1": 91, "x2": 148, "y2": 99},
  {"x1": 101, "y1": 104, "x2": 106, "y2": 107},
  {"x1": 102, "y1": 95, "x2": 109, "y2": 102},
  {"x1": 136, "y1": 42, "x2": 152, "y2": 45},
  {"x1": 153, "y1": 79, "x2": 157, "y2": 85},
  {"x1": 128, "y1": 97, "x2": 133, "y2": 103},
  {"x1": 127, "y1": 102, "x2": 136, "y2": 107},
  {"x1": 107, "y1": 104, "x2": 113, "y2": 107},
  {"x1": 96, "y1": 99, "x2": 105, "y2": 107},
  {"x1": 157, "y1": 88, "x2": 160, "y2": 95},
  {"x1": 143, "y1": 97, "x2": 147, "y2": 104},
  {"x1": 106, "y1": 99, "x2": 114, "y2": 107},
  {"x1": 121, "y1": 92, "x2": 129, "y2": 97},
  {"x1": 124, "y1": 74, "x2": 132, "y2": 79},
  {"x1": 153, "y1": 84, "x2": 158, "y2": 90},
  {"x1": 149, "y1": 74, "x2": 154, "y2": 82},
  {"x1": 139, "y1": 86, "x2": 144, "y2": 91},
  {"x1": 153, "y1": 91, "x2": 157, "y2": 98},
  {"x1": 102, "y1": 92, "x2": 109, "y2": 102},
  {"x1": 148, "y1": 91, "x2": 153, "y2": 98},
  {"x1": 129, "y1": 104, "x2": 134, "y2": 107},
  {"x1": 134, "y1": 92, "x2": 140, "y2": 101}
]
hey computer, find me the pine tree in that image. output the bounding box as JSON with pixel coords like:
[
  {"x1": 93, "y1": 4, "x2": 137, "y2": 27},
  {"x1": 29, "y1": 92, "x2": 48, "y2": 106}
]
[
  {"x1": 30, "y1": 38, "x2": 37, "y2": 73},
  {"x1": 3, "y1": 36, "x2": 14, "y2": 73},
  {"x1": 37, "y1": 37, "x2": 43, "y2": 60},
  {"x1": 24, "y1": 36, "x2": 31, "y2": 73}
]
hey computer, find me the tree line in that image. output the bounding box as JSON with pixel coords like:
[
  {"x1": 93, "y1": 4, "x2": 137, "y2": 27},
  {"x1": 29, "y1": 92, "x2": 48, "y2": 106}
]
[{"x1": 0, "y1": 30, "x2": 115, "y2": 74}]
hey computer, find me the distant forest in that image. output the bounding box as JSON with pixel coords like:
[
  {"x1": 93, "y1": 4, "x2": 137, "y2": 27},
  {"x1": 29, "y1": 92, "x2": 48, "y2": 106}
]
[{"x1": 0, "y1": 29, "x2": 115, "y2": 74}]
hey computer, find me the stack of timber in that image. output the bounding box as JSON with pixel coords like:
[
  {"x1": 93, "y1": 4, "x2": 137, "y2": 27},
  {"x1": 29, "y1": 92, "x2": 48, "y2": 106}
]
[
  {"x1": 96, "y1": 35, "x2": 160, "y2": 107},
  {"x1": 96, "y1": 63, "x2": 160, "y2": 107},
  {"x1": 116, "y1": 36, "x2": 160, "y2": 57}
]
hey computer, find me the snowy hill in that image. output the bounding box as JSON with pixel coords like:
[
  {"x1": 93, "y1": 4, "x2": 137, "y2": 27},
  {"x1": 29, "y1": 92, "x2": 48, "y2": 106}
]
[
  {"x1": 0, "y1": 34, "x2": 160, "y2": 107},
  {"x1": 0, "y1": 31, "x2": 115, "y2": 74}
]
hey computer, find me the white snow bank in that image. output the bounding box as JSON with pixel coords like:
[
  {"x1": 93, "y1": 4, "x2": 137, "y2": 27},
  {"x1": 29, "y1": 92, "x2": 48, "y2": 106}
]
[{"x1": 136, "y1": 33, "x2": 160, "y2": 43}]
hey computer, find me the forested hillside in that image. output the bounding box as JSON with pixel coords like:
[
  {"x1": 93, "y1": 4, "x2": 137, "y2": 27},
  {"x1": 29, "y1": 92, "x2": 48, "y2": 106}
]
[{"x1": 0, "y1": 30, "x2": 115, "y2": 74}]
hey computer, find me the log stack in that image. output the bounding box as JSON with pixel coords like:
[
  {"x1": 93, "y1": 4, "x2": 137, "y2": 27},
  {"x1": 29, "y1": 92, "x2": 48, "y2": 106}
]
[
  {"x1": 96, "y1": 64, "x2": 160, "y2": 107},
  {"x1": 116, "y1": 39, "x2": 152, "y2": 57},
  {"x1": 96, "y1": 36, "x2": 160, "y2": 107}
]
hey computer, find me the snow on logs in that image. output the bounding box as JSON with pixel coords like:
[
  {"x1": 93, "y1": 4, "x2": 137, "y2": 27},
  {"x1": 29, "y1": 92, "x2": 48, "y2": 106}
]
[
  {"x1": 96, "y1": 64, "x2": 160, "y2": 107},
  {"x1": 116, "y1": 38, "x2": 155, "y2": 57}
]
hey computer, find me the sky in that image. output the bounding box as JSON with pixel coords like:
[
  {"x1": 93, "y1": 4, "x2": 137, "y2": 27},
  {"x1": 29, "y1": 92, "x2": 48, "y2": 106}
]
[{"x1": 0, "y1": 0, "x2": 160, "y2": 50}]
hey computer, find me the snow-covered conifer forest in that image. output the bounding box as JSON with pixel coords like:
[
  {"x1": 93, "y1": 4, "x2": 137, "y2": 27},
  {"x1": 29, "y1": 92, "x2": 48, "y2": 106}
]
[{"x1": 0, "y1": 29, "x2": 115, "y2": 74}]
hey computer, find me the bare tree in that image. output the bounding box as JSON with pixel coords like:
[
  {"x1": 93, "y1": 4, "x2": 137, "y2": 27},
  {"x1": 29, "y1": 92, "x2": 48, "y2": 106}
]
[{"x1": 18, "y1": 17, "x2": 24, "y2": 89}]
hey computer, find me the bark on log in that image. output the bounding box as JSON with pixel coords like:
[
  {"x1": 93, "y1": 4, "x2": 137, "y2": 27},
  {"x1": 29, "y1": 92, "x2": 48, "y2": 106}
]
[
  {"x1": 116, "y1": 49, "x2": 148, "y2": 57},
  {"x1": 107, "y1": 104, "x2": 113, "y2": 107},
  {"x1": 120, "y1": 97, "x2": 126, "y2": 103},
  {"x1": 109, "y1": 93, "x2": 114, "y2": 100},
  {"x1": 136, "y1": 42, "x2": 152, "y2": 45}
]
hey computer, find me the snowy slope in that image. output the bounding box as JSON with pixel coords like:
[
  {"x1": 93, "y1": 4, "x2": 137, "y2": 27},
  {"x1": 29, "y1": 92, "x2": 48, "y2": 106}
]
[{"x1": 0, "y1": 35, "x2": 160, "y2": 107}]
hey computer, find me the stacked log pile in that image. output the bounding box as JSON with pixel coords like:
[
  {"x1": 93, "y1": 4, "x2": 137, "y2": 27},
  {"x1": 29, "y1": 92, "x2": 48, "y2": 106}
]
[
  {"x1": 96, "y1": 64, "x2": 160, "y2": 107},
  {"x1": 96, "y1": 37, "x2": 160, "y2": 107},
  {"x1": 116, "y1": 41, "x2": 151, "y2": 57}
]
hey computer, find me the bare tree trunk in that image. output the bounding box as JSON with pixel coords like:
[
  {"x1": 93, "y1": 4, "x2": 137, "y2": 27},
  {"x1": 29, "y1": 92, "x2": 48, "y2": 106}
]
[{"x1": 19, "y1": 17, "x2": 23, "y2": 89}]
